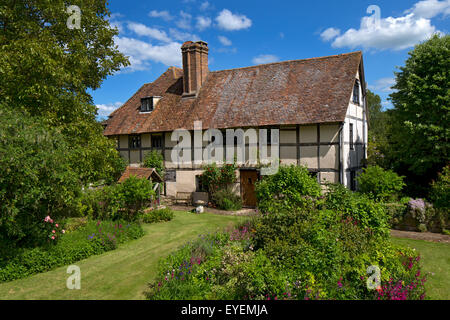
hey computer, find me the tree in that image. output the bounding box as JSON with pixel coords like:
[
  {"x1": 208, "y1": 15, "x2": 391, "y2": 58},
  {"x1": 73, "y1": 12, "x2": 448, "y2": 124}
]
[
  {"x1": 366, "y1": 90, "x2": 391, "y2": 168},
  {"x1": 387, "y1": 34, "x2": 449, "y2": 197},
  {"x1": 0, "y1": 108, "x2": 81, "y2": 246},
  {"x1": 0, "y1": 0, "x2": 129, "y2": 184}
]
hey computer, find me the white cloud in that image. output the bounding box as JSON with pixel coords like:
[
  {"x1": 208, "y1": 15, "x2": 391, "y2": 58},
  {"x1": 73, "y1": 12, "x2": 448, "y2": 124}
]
[
  {"x1": 114, "y1": 36, "x2": 182, "y2": 71},
  {"x1": 217, "y1": 47, "x2": 237, "y2": 54},
  {"x1": 321, "y1": 1, "x2": 448, "y2": 51},
  {"x1": 127, "y1": 22, "x2": 171, "y2": 42},
  {"x1": 169, "y1": 28, "x2": 200, "y2": 42},
  {"x1": 96, "y1": 102, "x2": 123, "y2": 118},
  {"x1": 406, "y1": 0, "x2": 450, "y2": 18},
  {"x1": 109, "y1": 13, "x2": 125, "y2": 33},
  {"x1": 369, "y1": 77, "x2": 396, "y2": 93},
  {"x1": 177, "y1": 11, "x2": 193, "y2": 30},
  {"x1": 218, "y1": 35, "x2": 232, "y2": 46},
  {"x1": 196, "y1": 16, "x2": 212, "y2": 30},
  {"x1": 320, "y1": 27, "x2": 341, "y2": 41},
  {"x1": 216, "y1": 9, "x2": 252, "y2": 31},
  {"x1": 200, "y1": 1, "x2": 210, "y2": 11},
  {"x1": 252, "y1": 54, "x2": 279, "y2": 65},
  {"x1": 148, "y1": 10, "x2": 173, "y2": 21}
]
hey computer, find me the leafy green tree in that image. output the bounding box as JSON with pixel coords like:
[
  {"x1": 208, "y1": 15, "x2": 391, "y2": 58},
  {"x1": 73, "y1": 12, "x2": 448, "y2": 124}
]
[
  {"x1": 367, "y1": 90, "x2": 386, "y2": 139},
  {"x1": 388, "y1": 34, "x2": 449, "y2": 196},
  {"x1": 366, "y1": 90, "x2": 391, "y2": 167},
  {"x1": 0, "y1": 0, "x2": 129, "y2": 184},
  {"x1": 0, "y1": 108, "x2": 81, "y2": 246}
]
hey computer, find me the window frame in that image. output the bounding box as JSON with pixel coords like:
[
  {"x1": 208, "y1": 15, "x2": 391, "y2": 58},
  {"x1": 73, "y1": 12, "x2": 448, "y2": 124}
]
[
  {"x1": 140, "y1": 97, "x2": 153, "y2": 113},
  {"x1": 349, "y1": 123, "x2": 354, "y2": 151},
  {"x1": 352, "y1": 80, "x2": 360, "y2": 105},
  {"x1": 129, "y1": 135, "x2": 141, "y2": 149},
  {"x1": 151, "y1": 134, "x2": 163, "y2": 149}
]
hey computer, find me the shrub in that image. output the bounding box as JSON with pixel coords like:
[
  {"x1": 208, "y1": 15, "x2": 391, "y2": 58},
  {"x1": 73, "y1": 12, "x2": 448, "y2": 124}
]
[
  {"x1": 64, "y1": 217, "x2": 88, "y2": 233},
  {"x1": 406, "y1": 199, "x2": 445, "y2": 233},
  {"x1": 83, "y1": 176, "x2": 155, "y2": 221},
  {"x1": 146, "y1": 206, "x2": 426, "y2": 300},
  {"x1": 356, "y1": 166, "x2": 405, "y2": 202},
  {"x1": 429, "y1": 166, "x2": 449, "y2": 210},
  {"x1": 325, "y1": 184, "x2": 390, "y2": 237},
  {"x1": 143, "y1": 150, "x2": 165, "y2": 178},
  {"x1": 211, "y1": 189, "x2": 243, "y2": 211},
  {"x1": 384, "y1": 198, "x2": 409, "y2": 227},
  {"x1": 256, "y1": 165, "x2": 322, "y2": 213},
  {"x1": 0, "y1": 219, "x2": 144, "y2": 283},
  {"x1": 142, "y1": 208, "x2": 174, "y2": 224},
  {"x1": 200, "y1": 163, "x2": 237, "y2": 194},
  {"x1": 252, "y1": 208, "x2": 425, "y2": 300},
  {"x1": 78, "y1": 188, "x2": 105, "y2": 218}
]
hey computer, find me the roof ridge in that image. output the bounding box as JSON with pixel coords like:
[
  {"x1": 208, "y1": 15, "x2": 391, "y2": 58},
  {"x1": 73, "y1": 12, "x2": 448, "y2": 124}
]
[{"x1": 211, "y1": 51, "x2": 362, "y2": 74}]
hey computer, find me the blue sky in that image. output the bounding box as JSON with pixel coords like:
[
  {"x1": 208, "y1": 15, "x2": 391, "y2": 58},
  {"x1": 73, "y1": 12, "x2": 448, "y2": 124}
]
[{"x1": 92, "y1": 0, "x2": 449, "y2": 118}]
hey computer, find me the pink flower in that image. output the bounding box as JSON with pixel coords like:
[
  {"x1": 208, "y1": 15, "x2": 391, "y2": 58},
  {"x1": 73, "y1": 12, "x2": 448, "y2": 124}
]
[
  {"x1": 55, "y1": 224, "x2": 59, "y2": 228},
  {"x1": 44, "y1": 216, "x2": 51, "y2": 222},
  {"x1": 62, "y1": 230, "x2": 65, "y2": 234},
  {"x1": 51, "y1": 236, "x2": 55, "y2": 240},
  {"x1": 52, "y1": 230, "x2": 56, "y2": 234},
  {"x1": 49, "y1": 219, "x2": 54, "y2": 223}
]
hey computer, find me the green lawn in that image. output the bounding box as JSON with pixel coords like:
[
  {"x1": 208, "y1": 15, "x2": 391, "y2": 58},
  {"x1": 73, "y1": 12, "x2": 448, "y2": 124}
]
[
  {"x1": 0, "y1": 211, "x2": 244, "y2": 300},
  {"x1": 391, "y1": 237, "x2": 450, "y2": 300}
]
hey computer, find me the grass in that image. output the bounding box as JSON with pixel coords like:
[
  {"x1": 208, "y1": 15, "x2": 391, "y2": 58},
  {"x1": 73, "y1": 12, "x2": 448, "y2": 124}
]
[
  {"x1": 391, "y1": 237, "x2": 450, "y2": 300},
  {"x1": 0, "y1": 211, "x2": 245, "y2": 300}
]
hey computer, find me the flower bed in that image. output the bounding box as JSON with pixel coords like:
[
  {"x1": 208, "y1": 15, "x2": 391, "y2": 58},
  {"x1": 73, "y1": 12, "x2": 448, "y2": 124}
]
[
  {"x1": 0, "y1": 219, "x2": 144, "y2": 283},
  {"x1": 145, "y1": 212, "x2": 426, "y2": 300}
]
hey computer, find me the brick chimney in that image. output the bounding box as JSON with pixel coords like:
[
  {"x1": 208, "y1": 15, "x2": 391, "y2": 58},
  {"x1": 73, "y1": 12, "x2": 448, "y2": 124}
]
[{"x1": 181, "y1": 41, "x2": 209, "y2": 98}]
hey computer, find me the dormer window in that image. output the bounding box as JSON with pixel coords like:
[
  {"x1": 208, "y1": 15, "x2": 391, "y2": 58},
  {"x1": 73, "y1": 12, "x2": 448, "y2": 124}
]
[
  {"x1": 352, "y1": 80, "x2": 360, "y2": 105},
  {"x1": 140, "y1": 96, "x2": 161, "y2": 113}
]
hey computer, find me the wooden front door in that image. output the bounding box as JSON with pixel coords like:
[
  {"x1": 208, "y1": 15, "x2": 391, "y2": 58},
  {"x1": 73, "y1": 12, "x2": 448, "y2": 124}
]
[{"x1": 240, "y1": 170, "x2": 258, "y2": 207}]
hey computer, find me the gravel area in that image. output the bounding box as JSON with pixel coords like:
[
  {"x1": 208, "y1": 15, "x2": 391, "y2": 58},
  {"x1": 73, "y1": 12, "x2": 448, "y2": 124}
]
[{"x1": 390, "y1": 229, "x2": 450, "y2": 243}]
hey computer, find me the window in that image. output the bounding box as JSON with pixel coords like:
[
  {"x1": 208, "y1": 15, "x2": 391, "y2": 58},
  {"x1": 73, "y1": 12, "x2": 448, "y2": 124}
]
[
  {"x1": 349, "y1": 123, "x2": 354, "y2": 150},
  {"x1": 353, "y1": 80, "x2": 360, "y2": 105},
  {"x1": 141, "y1": 97, "x2": 153, "y2": 112},
  {"x1": 152, "y1": 135, "x2": 162, "y2": 148},
  {"x1": 267, "y1": 129, "x2": 272, "y2": 145},
  {"x1": 129, "y1": 135, "x2": 141, "y2": 149}
]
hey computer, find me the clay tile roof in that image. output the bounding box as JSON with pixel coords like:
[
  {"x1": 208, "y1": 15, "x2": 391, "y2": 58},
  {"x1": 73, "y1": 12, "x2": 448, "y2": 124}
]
[
  {"x1": 118, "y1": 167, "x2": 162, "y2": 183},
  {"x1": 104, "y1": 51, "x2": 363, "y2": 136}
]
